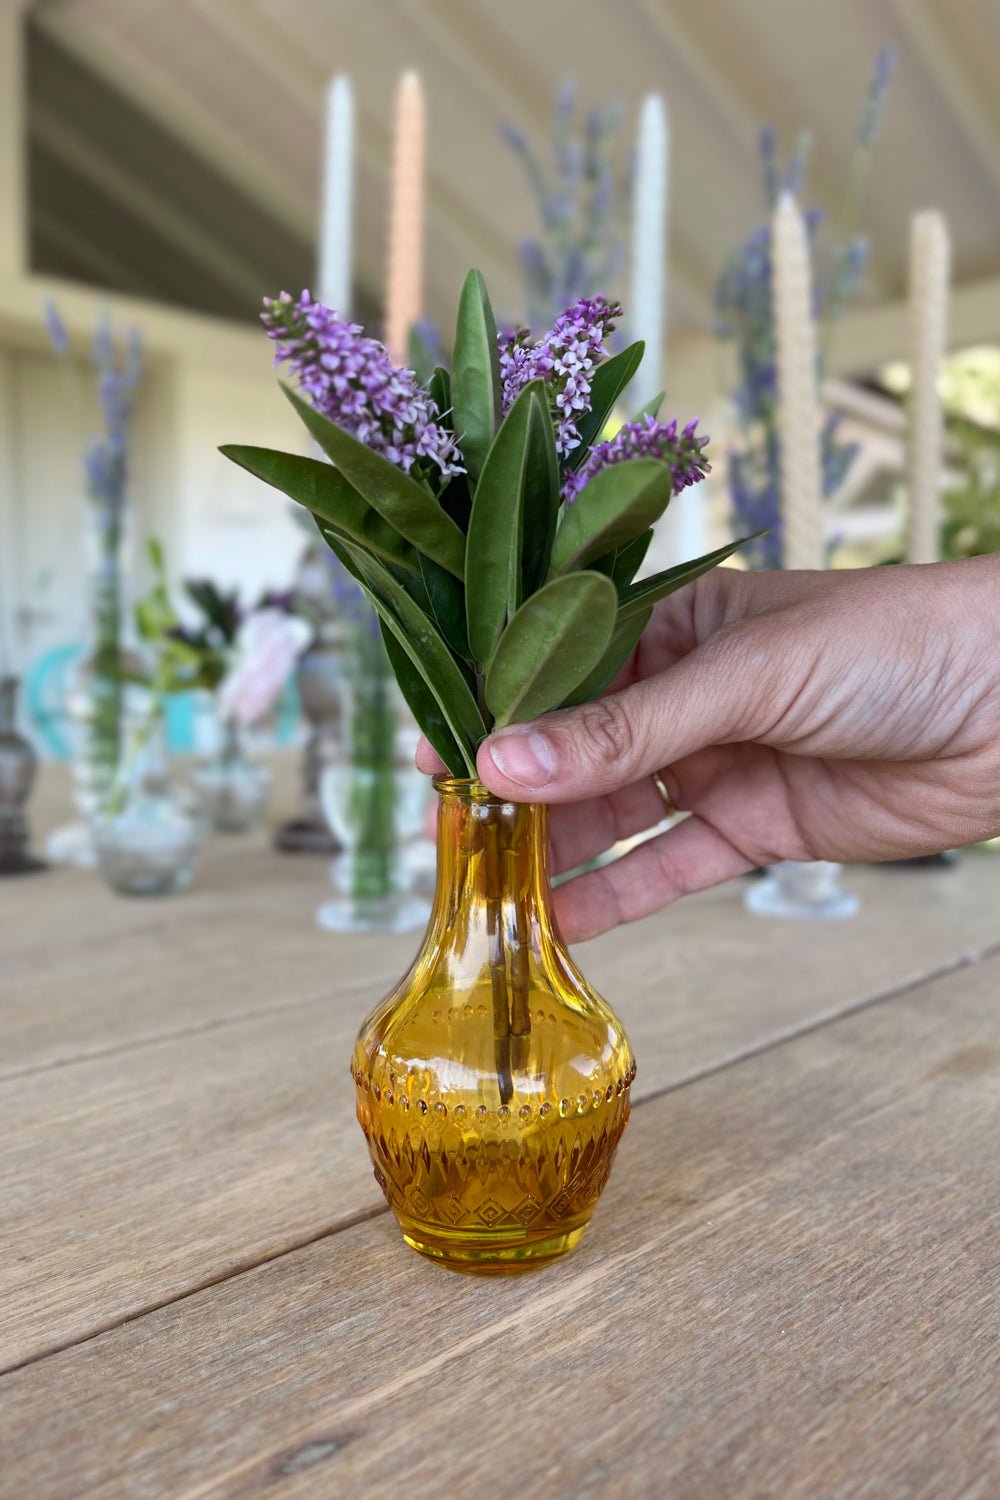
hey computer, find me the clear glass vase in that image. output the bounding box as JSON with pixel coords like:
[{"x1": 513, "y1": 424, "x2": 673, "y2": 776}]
[
  {"x1": 353, "y1": 778, "x2": 636, "y2": 1274},
  {"x1": 93, "y1": 719, "x2": 204, "y2": 896},
  {"x1": 190, "y1": 716, "x2": 271, "y2": 833},
  {"x1": 744, "y1": 858, "x2": 860, "y2": 919},
  {"x1": 47, "y1": 501, "x2": 155, "y2": 866},
  {"x1": 317, "y1": 622, "x2": 428, "y2": 933}
]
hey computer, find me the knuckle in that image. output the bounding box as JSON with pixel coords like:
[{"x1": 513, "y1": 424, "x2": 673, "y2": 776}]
[{"x1": 576, "y1": 695, "x2": 638, "y2": 770}]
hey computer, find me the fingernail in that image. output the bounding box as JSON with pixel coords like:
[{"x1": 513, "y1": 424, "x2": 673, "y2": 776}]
[{"x1": 488, "y1": 730, "x2": 557, "y2": 788}]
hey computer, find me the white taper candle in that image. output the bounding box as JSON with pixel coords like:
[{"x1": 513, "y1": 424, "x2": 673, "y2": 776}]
[
  {"x1": 317, "y1": 74, "x2": 354, "y2": 314},
  {"x1": 629, "y1": 93, "x2": 668, "y2": 412},
  {"x1": 773, "y1": 190, "x2": 825, "y2": 570},
  {"x1": 385, "y1": 70, "x2": 425, "y2": 366},
  {"x1": 905, "y1": 210, "x2": 951, "y2": 565}
]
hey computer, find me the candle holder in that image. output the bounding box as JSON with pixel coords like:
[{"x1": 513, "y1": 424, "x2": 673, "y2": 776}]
[
  {"x1": 0, "y1": 677, "x2": 45, "y2": 876},
  {"x1": 745, "y1": 859, "x2": 859, "y2": 919}
]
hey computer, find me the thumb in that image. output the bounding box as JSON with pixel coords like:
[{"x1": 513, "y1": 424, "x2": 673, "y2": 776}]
[{"x1": 477, "y1": 624, "x2": 770, "y2": 802}]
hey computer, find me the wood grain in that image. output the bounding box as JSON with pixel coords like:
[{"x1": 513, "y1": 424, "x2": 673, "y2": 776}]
[
  {"x1": 4, "y1": 822, "x2": 1000, "y2": 1366},
  {"x1": 5, "y1": 852, "x2": 1000, "y2": 1368},
  {"x1": 1, "y1": 954, "x2": 997, "y2": 1499},
  {"x1": 8, "y1": 763, "x2": 1000, "y2": 1080}
]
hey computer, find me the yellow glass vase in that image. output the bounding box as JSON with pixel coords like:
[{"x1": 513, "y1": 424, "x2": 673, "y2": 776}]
[{"x1": 352, "y1": 777, "x2": 635, "y2": 1273}]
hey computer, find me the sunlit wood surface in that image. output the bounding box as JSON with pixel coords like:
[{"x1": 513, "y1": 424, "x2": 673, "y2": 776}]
[{"x1": 2, "y1": 765, "x2": 998, "y2": 1496}]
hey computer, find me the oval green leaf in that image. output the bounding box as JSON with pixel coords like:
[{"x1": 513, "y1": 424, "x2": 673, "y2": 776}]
[
  {"x1": 280, "y1": 384, "x2": 466, "y2": 578},
  {"x1": 464, "y1": 381, "x2": 558, "y2": 666},
  {"x1": 451, "y1": 269, "x2": 502, "y2": 483},
  {"x1": 485, "y1": 572, "x2": 618, "y2": 729},
  {"x1": 220, "y1": 444, "x2": 419, "y2": 575},
  {"x1": 548, "y1": 459, "x2": 671, "y2": 576},
  {"x1": 617, "y1": 535, "x2": 760, "y2": 620},
  {"x1": 336, "y1": 538, "x2": 485, "y2": 772},
  {"x1": 379, "y1": 623, "x2": 468, "y2": 777},
  {"x1": 559, "y1": 605, "x2": 652, "y2": 708}
]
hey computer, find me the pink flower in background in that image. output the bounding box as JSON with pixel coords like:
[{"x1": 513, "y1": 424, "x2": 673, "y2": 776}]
[{"x1": 216, "y1": 608, "x2": 311, "y2": 727}]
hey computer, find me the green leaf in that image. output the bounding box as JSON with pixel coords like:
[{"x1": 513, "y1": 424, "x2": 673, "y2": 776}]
[
  {"x1": 635, "y1": 391, "x2": 664, "y2": 422},
  {"x1": 279, "y1": 384, "x2": 466, "y2": 578},
  {"x1": 464, "y1": 381, "x2": 558, "y2": 665},
  {"x1": 220, "y1": 444, "x2": 419, "y2": 575},
  {"x1": 428, "y1": 366, "x2": 452, "y2": 426},
  {"x1": 617, "y1": 536, "x2": 756, "y2": 620},
  {"x1": 379, "y1": 623, "x2": 467, "y2": 776},
  {"x1": 567, "y1": 341, "x2": 645, "y2": 465},
  {"x1": 336, "y1": 538, "x2": 485, "y2": 773},
  {"x1": 611, "y1": 529, "x2": 655, "y2": 589},
  {"x1": 419, "y1": 552, "x2": 471, "y2": 659},
  {"x1": 522, "y1": 390, "x2": 561, "y2": 596},
  {"x1": 548, "y1": 459, "x2": 671, "y2": 576},
  {"x1": 451, "y1": 269, "x2": 502, "y2": 482},
  {"x1": 439, "y1": 469, "x2": 472, "y2": 533},
  {"x1": 485, "y1": 572, "x2": 618, "y2": 729},
  {"x1": 560, "y1": 606, "x2": 653, "y2": 708},
  {"x1": 587, "y1": 528, "x2": 654, "y2": 588}
]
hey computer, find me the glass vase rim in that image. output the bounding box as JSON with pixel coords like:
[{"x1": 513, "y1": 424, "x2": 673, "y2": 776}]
[{"x1": 432, "y1": 775, "x2": 538, "y2": 809}]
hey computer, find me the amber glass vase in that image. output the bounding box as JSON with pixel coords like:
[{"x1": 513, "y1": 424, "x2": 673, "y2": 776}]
[{"x1": 352, "y1": 778, "x2": 635, "y2": 1274}]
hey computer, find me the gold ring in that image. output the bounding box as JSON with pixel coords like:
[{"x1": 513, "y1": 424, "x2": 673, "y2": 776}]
[{"x1": 651, "y1": 770, "x2": 679, "y2": 818}]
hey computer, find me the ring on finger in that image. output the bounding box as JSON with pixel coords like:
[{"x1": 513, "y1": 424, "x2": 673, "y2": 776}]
[{"x1": 651, "y1": 770, "x2": 680, "y2": 819}]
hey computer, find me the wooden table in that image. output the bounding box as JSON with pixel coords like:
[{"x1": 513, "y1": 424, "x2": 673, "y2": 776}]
[{"x1": 2, "y1": 768, "x2": 999, "y2": 1496}]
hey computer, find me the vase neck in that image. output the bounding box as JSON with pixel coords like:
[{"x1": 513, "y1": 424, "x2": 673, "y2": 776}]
[{"x1": 429, "y1": 779, "x2": 554, "y2": 933}]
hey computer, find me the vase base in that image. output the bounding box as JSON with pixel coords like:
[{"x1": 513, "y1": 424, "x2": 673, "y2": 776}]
[
  {"x1": 400, "y1": 1220, "x2": 587, "y2": 1275},
  {"x1": 273, "y1": 817, "x2": 342, "y2": 855},
  {"x1": 0, "y1": 853, "x2": 47, "y2": 877},
  {"x1": 745, "y1": 882, "x2": 860, "y2": 919},
  {"x1": 316, "y1": 892, "x2": 429, "y2": 935}
]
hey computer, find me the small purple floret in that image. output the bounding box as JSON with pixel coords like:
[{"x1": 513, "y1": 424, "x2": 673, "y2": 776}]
[
  {"x1": 498, "y1": 295, "x2": 621, "y2": 457},
  {"x1": 561, "y1": 414, "x2": 711, "y2": 503},
  {"x1": 261, "y1": 291, "x2": 463, "y2": 481}
]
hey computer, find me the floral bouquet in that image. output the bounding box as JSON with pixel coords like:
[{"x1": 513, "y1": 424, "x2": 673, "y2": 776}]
[
  {"x1": 222, "y1": 270, "x2": 755, "y2": 1268},
  {"x1": 222, "y1": 270, "x2": 741, "y2": 774}
]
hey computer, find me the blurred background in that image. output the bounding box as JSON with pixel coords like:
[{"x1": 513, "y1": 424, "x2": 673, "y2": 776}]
[{"x1": 1, "y1": 0, "x2": 999, "y2": 747}]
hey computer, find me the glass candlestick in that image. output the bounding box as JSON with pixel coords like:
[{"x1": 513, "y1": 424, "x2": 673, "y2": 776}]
[
  {"x1": 744, "y1": 859, "x2": 860, "y2": 919},
  {"x1": 0, "y1": 677, "x2": 45, "y2": 876},
  {"x1": 274, "y1": 626, "x2": 345, "y2": 854}
]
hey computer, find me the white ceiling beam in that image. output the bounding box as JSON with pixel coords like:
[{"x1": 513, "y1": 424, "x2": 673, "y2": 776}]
[
  {"x1": 30, "y1": 207, "x2": 153, "y2": 300},
  {"x1": 30, "y1": 106, "x2": 270, "y2": 307},
  {"x1": 886, "y1": 0, "x2": 1000, "y2": 201},
  {"x1": 0, "y1": 2, "x2": 27, "y2": 276},
  {"x1": 829, "y1": 274, "x2": 1000, "y2": 377},
  {"x1": 31, "y1": 4, "x2": 316, "y2": 242}
]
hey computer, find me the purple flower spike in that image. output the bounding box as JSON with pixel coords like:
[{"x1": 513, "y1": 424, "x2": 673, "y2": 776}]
[
  {"x1": 261, "y1": 291, "x2": 463, "y2": 481},
  {"x1": 561, "y1": 414, "x2": 711, "y2": 503},
  {"x1": 498, "y1": 294, "x2": 621, "y2": 457}
]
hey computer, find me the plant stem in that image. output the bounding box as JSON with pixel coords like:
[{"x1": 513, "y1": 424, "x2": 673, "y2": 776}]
[
  {"x1": 481, "y1": 806, "x2": 513, "y2": 1105},
  {"x1": 502, "y1": 807, "x2": 532, "y2": 1073}
]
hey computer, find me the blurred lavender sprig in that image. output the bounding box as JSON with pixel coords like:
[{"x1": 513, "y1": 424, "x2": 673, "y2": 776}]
[
  {"x1": 502, "y1": 84, "x2": 628, "y2": 328},
  {"x1": 45, "y1": 303, "x2": 144, "y2": 788},
  {"x1": 715, "y1": 49, "x2": 892, "y2": 567}
]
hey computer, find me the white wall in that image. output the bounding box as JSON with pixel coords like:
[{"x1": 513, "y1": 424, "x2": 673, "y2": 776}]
[{"x1": 0, "y1": 274, "x2": 310, "y2": 678}]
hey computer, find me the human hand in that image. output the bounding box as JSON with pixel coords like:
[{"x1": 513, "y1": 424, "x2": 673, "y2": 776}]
[{"x1": 418, "y1": 557, "x2": 1000, "y2": 940}]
